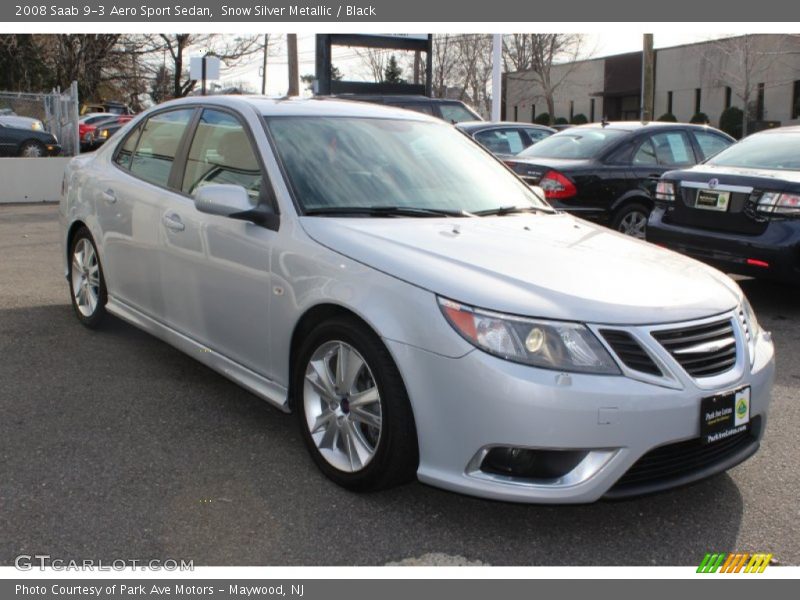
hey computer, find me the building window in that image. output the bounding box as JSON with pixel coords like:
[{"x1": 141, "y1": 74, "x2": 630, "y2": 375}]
[
  {"x1": 667, "y1": 91, "x2": 673, "y2": 115},
  {"x1": 694, "y1": 88, "x2": 701, "y2": 115},
  {"x1": 569, "y1": 100, "x2": 574, "y2": 121},
  {"x1": 793, "y1": 81, "x2": 800, "y2": 119},
  {"x1": 531, "y1": 104, "x2": 535, "y2": 122},
  {"x1": 590, "y1": 99, "x2": 595, "y2": 122},
  {"x1": 725, "y1": 86, "x2": 732, "y2": 110},
  {"x1": 756, "y1": 83, "x2": 765, "y2": 121},
  {"x1": 514, "y1": 105, "x2": 518, "y2": 121}
]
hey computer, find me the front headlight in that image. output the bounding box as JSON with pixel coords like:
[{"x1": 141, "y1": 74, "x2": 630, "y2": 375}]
[
  {"x1": 740, "y1": 296, "x2": 762, "y2": 366},
  {"x1": 438, "y1": 297, "x2": 620, "y2": 375}
]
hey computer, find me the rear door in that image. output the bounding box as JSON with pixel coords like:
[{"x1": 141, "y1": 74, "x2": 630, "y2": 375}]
[
  {"x1": 473, "y1": 127, "x2": 528, "y2": 155},
  {"x1": 98, "y1": 107, "x2": 196, "y2": 316}
]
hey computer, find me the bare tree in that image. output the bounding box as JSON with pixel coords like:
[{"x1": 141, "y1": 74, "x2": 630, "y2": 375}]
[
  {"x1": 503, "y1": 34, "x2": 586, "y2": 124},
  {"x1": 702, "y1": 34, "x2": 793, "y2": 136},
  {"x1": 355, "y1": 48, "x2": 389, "y2": 83}
]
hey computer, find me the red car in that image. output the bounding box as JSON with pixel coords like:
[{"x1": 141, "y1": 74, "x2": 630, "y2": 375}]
[{"x1": 79, "y1": 114, "x2": 133, "y2": 151}]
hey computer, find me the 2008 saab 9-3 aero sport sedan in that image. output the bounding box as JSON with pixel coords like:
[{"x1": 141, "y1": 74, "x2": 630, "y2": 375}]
[{"x1": 59, "y1": 96, "x2": 775, "y2": 503}]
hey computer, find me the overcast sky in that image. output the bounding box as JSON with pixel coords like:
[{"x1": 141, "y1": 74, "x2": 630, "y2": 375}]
[{"x1": 215, "y1": 33, "x2": 733, "y2": 96}]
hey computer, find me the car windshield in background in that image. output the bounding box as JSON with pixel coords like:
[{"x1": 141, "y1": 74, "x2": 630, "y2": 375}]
[
  {"x1": 706, "y1": 132, "x2": 800, "y2": 170},
  {"x1": 517, "y1": 128, "x2": 628, "y2": 160},
  {"x1": 265, "y1": 116, "x2": 549, "y2": 215}
]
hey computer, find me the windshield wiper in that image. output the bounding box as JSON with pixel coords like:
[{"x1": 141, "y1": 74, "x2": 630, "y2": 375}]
[
  {"x1": 474, "y1": 205, "x2": 554, "y2": 216},
  {"x1": 304, "y1": 206, "x2": 475, "y2": 218}
]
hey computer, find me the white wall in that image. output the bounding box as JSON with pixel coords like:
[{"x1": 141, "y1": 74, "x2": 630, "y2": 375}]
[{"x1": 0, "y1": 157, "x2": 70, "y2": 203}]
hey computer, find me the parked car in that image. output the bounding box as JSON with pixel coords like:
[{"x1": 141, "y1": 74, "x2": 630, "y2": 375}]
[
  {"x1": 79, "y1": 112, "x2": 115, "y2": 149},
  {"x1": 504, "y1": 121, "x2": 735, "y2": 238},
  {"x1": 61, "y1": 96, "x2": 773, "y2": 503},
  {"x1": 0, "y1": 114, "x2": 45, "y2": 131},
  {"x1": 81, "y1": 101, "x2": 133, "y2": 116},
  {"x1": 648, "y1": 126, "x2": 800, "y2": 284},
  {"x1": 335, "y1": 94, "x2": 482, "y2": 123},
  {"x1": 0, "y1": 120, "x2": 60, "y2": 157},
  {"x1": 456, "y1": 121, "x2": 555, "y2": 158},
  {"x1": 81, "y1": 115, "x2": 134, "y2": 151}
]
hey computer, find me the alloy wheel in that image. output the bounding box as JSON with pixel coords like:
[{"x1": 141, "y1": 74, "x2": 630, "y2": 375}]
[
  {"x1": 618, "y1": 210, "x2": 648, "y2": 239},
  {"x1": 303, "y1": 340, "x2": 383, "y2": 473},
  {"x1": 70, "y1": 238, "x2": 101, "y2": 317}
]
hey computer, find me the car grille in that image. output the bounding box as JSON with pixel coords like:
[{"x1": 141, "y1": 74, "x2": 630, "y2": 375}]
[
  {"x1": 652, "y1": 318, "x2": 737, "y2": 378},
  {"x1": 611, "y1": 417, "x2": 759, "y2": 491},
  {"x1": 600, "y1": 330, "x2": 662, "y2": 376}
]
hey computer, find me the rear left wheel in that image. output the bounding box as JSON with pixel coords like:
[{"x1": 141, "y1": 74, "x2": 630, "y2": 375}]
[
  {"x1": 68, "y1": 228, "x2": 108, "y2": 328},
  {"x1": 613, "y1": 202, "x2": 650, "y2": 239}
]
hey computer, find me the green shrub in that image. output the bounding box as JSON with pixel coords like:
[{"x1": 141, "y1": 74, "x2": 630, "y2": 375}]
[
  {"x1": 657, "y1": 112, "x2": 677, "y2": 122},
  {"x1": 570, "y1": 113, "x2": 588, "y2": 125},
  {"x1": 534, "y1": 112, "x2": 552, "y2": 126},
  {"x1": 719, "y1": 106, "x2": 744, "y2": 139},
  {"x1": 690, "y1": 112, "x2": 710, "y2": 124},
  {"x1": 554, "y1": 117, "x2": 569, "y2": 125}
]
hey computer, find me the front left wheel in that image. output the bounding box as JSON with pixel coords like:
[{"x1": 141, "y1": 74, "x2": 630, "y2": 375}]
[
  {"x1": 68, "y1": 228, "x2": 108, "y2": 328},
  {"x1": 293, "y1": 316, "x2": 419, "y2": 492}
]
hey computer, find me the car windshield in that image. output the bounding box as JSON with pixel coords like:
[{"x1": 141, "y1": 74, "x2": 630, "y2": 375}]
[
  {"x1": 706, "y1": 132, "x2": 800, "y2": 170},
  {"x1": 517, "y1": 128, "x2": 628, "y2": 160},
  {"x1": 265, "y1": 116, "x2": 549, "y2": 215}
]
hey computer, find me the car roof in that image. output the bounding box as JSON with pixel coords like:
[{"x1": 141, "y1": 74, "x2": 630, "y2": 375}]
[
  {"x1": 457, "y1": 121, "x2": 555, "y2": 133},
  {"x1": 563, "y1": 121, "x2": 725, "y2": 133},
  {"x1": 147, "y1": 95, "x2": 443, "y2": 122},
  {"x1": 748, "y1": 125, "x2": 800, "y2": 135},
  {"x1": 333, "y1": 94, "x2": 467, "y2": 104}
]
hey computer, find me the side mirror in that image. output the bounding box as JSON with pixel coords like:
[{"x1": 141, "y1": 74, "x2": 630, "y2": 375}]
[
  {"x1": 194, "y1": 184, "x2": 280, "y2": 231},
  {"x1": 194, "y1": 184, "x2": 252, "y2": 217}
]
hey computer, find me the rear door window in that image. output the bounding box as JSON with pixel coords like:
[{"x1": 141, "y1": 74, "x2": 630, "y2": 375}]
[
  {"x1": 648, "y1": 131, "x2": 696, "y2": 167},
  {"x1": 128, "y1": 108, "x2": 195, "y2": 188},
  {"x1": 474, "y1": 128, "x2": 526, "y2": 154},
  {"x1": 439, "y1": 103, "x2": 478, "y2": 124}
]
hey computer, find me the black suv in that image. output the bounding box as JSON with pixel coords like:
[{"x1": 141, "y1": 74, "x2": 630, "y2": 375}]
[
  {"x1": 334, "y1": 94, "x2": 482, "y2": 124},
  {"x1": 504, "y1": 122, "x2": 734, "y2": 238}
]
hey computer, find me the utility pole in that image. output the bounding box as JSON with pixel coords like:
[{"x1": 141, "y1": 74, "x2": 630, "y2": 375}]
[
  {"x1": 413, "y1": 50, "x2": 421, "y2": 85},
  {"x1": 491, "y1": 34, "x2": 502, "y2": 121},
  {"x1": 641, "y1": 33, "x2": 655, "y2": 121},
  {"x1": 261, "y1": 34, "x2": 269, "y2": 95},
  {"x1": 287, "y1": 34, "x2": 299, "y2": 96}
]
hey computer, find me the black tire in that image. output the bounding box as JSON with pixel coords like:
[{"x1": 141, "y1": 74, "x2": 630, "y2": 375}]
[
  {"x1": 67, "y1": 227, "x2": 108, "y2": 328},
  {"x1": 293, "y1": 316, "x2": 419, "y2": 491},
  {"x1": 612, "y1": 202, "x2": 651, "y2": 238},
  {"x1": 19, "y1": 140, "x2": 45, "y2": 158}
]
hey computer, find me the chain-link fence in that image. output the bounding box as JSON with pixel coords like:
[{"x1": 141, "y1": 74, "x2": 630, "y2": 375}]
[{"x1": 0, "y1": 82, "x2": 80, "y2": 156}]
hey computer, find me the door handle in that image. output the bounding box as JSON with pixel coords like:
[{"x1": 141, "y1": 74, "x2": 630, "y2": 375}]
[
  {"x1": 101, "y1": 189, "x2": 116, "y2": 204},
  {"x1": 162, "y1": 212, "x2": 185, "y2": 232}
]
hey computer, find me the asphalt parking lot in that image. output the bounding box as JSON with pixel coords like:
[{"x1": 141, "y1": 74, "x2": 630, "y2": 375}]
[{"x1": 1, "y1": 203, "x2": 798, "y2": 566}]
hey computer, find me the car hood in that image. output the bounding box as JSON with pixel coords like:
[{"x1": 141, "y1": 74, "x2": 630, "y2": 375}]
[{"x1": 300, "y1": 213, "x2": 742, "y2": 325}]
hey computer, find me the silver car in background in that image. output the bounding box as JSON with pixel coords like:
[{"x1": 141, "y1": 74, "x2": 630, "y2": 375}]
[{"x1": 60, "y1": 96, "x2": 775, "y2": 503}]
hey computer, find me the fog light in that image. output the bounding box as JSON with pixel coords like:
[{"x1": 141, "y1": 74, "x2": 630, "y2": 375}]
[
  {"x1": 525, "y1": 327, "x2": 545, "y2": 353},
  {"x1": 481, "y1": 447, "x2": 588, "y2": 480}
]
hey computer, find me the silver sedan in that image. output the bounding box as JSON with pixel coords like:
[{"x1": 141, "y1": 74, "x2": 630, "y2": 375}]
[{"x1": 59, "y1": 96, "x2": 775, "y2": 503}]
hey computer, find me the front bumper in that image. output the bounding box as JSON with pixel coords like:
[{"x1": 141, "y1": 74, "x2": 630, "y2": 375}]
[
  {"x1": 387, "y1": 312, "x2": 775, "y2": 504},
  {"x1": 647, "y1": 207, "x2": 800, "y2": 283}
]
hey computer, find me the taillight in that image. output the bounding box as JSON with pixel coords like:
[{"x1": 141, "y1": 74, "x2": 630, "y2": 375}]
[
  {"x1": 757, "y1": 192, "x2": 800, "y2": 216},
  {"x1": 539, "y1": 170, "x2": 577, "y2": 200},
  {"x1": 655, "y1": 180, "x2": 676, "y2": 202}
]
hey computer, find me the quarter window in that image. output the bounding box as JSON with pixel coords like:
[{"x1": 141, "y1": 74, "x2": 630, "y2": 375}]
[
  {"x1": 128, "y1": 109, "x2": 194, "y2": 188},
  {"x1": 181, "y1": 109, "x2": 262, "y2": 205},
  {"x1": 113, "y1": 124, "x2": 142, "y2": 170}
]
